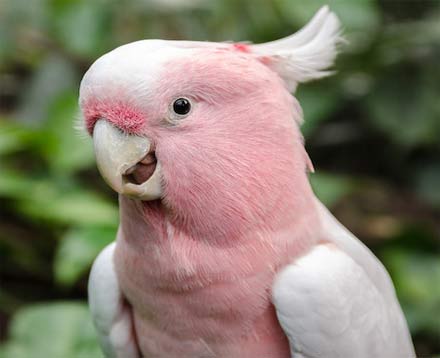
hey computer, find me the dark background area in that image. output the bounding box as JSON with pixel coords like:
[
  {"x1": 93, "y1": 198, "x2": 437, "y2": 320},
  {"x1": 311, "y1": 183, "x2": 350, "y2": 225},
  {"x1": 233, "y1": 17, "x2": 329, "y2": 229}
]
[{"x1": 0, "y1": 0, "x2": 439, "y2": 356}]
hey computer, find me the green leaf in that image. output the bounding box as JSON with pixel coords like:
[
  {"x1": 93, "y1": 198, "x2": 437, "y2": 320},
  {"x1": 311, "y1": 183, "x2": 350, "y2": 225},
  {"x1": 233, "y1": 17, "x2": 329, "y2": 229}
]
[
  {"x1": 310, "y1": 172, "x2": 355, "y2": 207},
  {"x1": 54, "y1": 226, "x2": 116, "y2": 286},
  {"x1": 52, "y1": 0, "x2": 112, "y2": 58},
  {"x1": 382, "y1": 249, "x2": 440, "y2": 335},
  {"x1": 0, "y1": 168, "x2": 118, "y2": 226},
  {"x1": 16, "y1": 55, "x2": 77, "y2": 124},
  {"x1": 366, "y1": 65, "x2": 440, "y2": 147},
  {"x1": 415, "y1": 164, "x2": 440, "y2": 209},
  {"x1": 0, "y1": 302, "x2": 102, "y2": 358},
  {"x1": 18, "y1": 185, "x2": 119, "y2": 227},
  {"x1": 0, "y1": 169, "x2": 36, "y2": 199},
  {"x1": 297, "y1": 80, "x2": 341, "y2": 138},
  {"x1": 377, "y1": 14, "x2": 440, "y2": 66},
  {"x1": 40, "y1": 91, "x2": 95, "y2": 175},
  {"x1": 0, "y1": 120, "x2": 36, "y2": 156},
  {"x1": 0, "y1": 0, "x2": 50, "y2": 63}
]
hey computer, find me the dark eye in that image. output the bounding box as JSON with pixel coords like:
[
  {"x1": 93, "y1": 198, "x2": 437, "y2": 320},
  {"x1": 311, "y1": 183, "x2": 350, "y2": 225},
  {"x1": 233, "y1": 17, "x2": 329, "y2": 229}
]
[{"x1": 172, "y1": 98, "x2": 191, "y2": 116}]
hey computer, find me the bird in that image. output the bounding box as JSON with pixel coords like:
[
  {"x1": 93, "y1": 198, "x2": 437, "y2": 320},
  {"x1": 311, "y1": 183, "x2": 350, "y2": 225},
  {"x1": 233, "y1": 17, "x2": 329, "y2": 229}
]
[{"x1": 80, "y1": 6, "x2": 416, "y2": 358}]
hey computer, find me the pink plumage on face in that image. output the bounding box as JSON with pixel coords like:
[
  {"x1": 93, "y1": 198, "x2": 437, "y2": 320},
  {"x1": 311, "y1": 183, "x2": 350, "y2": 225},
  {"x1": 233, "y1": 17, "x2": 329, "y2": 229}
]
[{"x1": 80, "y1": 42, "x2": 323, "y2": 242}]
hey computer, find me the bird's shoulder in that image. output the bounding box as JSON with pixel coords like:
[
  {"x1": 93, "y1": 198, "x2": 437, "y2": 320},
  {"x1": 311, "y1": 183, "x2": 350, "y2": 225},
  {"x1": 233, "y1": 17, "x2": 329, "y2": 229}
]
[{"x1": 271, "y1": 204, "x2": 415, "y2": 357}]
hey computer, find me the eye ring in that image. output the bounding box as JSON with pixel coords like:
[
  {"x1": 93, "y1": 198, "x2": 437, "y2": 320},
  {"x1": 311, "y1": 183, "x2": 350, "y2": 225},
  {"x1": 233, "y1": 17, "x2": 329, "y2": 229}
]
[{"x1": 172, "y1": 97, "x2": 191, "y2": 116}]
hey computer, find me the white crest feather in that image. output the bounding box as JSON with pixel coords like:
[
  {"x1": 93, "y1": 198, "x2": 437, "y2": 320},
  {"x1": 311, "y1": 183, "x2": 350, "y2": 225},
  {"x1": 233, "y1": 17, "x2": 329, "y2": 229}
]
[{"x1": 252, "y1": 6, "x2": 343, "y2": 91}]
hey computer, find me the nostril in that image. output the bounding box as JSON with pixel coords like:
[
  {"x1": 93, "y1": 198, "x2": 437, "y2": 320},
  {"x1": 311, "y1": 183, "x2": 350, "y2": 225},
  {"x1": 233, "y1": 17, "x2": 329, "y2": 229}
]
[{"x1": 123, "y1": 152, "x2": 157, "y2": 185}]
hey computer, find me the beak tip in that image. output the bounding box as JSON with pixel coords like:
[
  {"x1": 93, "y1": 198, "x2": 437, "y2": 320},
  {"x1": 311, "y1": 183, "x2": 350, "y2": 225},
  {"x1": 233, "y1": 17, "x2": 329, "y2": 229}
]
[{"x1": 93, "y1": 120, "x2": 162, "y2": 201}]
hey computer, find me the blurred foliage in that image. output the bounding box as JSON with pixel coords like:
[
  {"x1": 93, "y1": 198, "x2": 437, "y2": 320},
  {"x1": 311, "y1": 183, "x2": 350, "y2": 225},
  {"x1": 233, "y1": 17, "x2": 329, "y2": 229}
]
[
  {"x1": 0, "y1": 303, "x2": 101, "y2": 358},
  {"x1": 0, "y1": 0, "x2": 439, "y2": 356}
]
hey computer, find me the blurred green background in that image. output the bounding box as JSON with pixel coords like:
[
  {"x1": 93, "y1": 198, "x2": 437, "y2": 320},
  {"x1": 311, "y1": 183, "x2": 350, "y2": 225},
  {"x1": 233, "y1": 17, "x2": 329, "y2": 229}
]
[{"x1": 0, "y1": 0, "x2": 439, "y2": 357}]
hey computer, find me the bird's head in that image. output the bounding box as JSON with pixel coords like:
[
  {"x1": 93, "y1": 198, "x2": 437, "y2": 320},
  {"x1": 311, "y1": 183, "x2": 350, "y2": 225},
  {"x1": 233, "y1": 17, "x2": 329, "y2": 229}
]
[{"x1": 79, "y1": 6, "x2": 342, "y2": 239}]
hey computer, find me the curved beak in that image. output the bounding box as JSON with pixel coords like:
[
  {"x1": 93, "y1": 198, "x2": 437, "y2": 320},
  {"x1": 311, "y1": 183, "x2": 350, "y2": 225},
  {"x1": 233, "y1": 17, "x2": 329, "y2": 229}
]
[{"x1": 93, "y1": 119, "x2": 162, "y2": 200}]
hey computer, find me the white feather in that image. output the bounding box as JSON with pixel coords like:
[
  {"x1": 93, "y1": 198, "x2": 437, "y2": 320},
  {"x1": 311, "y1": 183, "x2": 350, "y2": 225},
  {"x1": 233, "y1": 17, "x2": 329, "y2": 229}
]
[
  {"x1": 252, "y1": 6, "x2": 343, "y2": 91},
  {"x1": 88, "y1": 241, "x2": 139, "y2": 358},
  {"x1": 272, "y1": 202, "x2": 416, "y2": 358}
]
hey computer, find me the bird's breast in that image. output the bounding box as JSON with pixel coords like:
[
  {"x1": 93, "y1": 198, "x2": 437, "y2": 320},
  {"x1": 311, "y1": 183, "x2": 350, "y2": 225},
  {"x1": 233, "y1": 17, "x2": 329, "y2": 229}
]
[{"x1": 114, "y1": 233, "x2": 291, "y2": 357}]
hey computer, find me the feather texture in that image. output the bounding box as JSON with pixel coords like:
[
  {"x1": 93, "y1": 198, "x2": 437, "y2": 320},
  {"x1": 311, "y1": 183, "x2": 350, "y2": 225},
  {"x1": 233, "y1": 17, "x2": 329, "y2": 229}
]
[
  {"x1": 273, "y1": 240, "x2": 415, "y2": 358},
  {"x1": 252, "y1": 6, "x2": 343, "y2": 91},
  {"x1": 88, "y1": 242, "x2": 139, "y2": 358}
]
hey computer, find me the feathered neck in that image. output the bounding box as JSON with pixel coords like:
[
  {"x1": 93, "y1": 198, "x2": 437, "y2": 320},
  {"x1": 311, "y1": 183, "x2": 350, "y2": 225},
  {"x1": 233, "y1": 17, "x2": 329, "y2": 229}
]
[{"x1": 118, "y1": 169, "x2": 322, "y2": 249}]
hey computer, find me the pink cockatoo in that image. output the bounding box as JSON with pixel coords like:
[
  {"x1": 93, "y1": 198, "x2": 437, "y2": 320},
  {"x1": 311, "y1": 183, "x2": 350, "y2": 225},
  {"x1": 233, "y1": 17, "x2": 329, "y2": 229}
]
[{"x1": 80, "y1": 6, "x2": 415, "y2": 358}]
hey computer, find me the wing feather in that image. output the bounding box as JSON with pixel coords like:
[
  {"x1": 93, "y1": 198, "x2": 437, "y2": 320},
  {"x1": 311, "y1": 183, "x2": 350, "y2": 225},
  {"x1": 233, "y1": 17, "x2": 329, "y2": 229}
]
[
  {"x1": 88, "y1": 242, "x2": 140, "y2": 358},
  {"x1": 273, "y1": 244, "x2": 415, "y2": 358}
]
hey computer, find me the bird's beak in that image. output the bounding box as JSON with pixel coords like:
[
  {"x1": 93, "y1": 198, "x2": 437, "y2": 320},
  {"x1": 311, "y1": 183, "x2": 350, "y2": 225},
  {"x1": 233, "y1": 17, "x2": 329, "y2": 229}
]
[{"x1": 92, "y1": 119, "x2": 162, "y2": 200}]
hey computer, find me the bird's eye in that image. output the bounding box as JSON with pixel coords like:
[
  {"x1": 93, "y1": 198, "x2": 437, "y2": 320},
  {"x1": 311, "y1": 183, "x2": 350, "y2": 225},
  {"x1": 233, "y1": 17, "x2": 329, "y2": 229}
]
[{"x1": 172, "y1": 98, "x2": 191, "y2": 116}]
